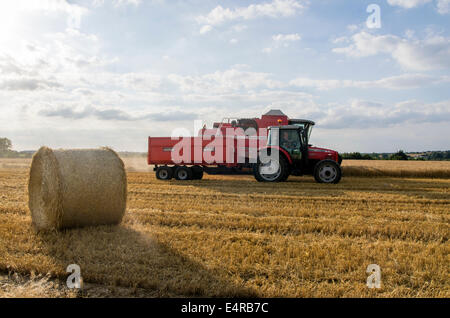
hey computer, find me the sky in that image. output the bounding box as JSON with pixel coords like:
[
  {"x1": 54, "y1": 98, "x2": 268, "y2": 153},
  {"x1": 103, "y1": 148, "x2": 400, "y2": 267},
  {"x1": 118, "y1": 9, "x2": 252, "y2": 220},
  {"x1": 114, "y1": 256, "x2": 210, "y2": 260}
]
[{"x1": 0, "y1": 0, "x2": 449, "y2": 153}]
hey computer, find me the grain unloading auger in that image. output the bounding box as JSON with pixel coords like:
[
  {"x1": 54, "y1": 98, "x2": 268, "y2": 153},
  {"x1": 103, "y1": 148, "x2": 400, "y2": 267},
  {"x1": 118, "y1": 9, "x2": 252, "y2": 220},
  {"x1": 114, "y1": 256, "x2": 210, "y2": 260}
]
[{"x1": 148, "y1": 110, "x2": 343, "y2": 183}]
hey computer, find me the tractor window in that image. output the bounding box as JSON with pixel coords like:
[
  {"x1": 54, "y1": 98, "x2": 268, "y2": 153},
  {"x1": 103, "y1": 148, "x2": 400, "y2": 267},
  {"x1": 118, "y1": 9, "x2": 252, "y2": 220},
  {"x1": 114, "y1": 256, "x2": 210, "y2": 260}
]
[
  {"x1": 267, "y1": 128, "x2": 279, "y2": 146},
  {"x1": 280, "y1": 130, "x2": 301, "y2": 152},
  {"x1": 290, "y1": 123, "x2": 306, "y2": 129},
  {"x1": 306, "y1": 125, "x2": 312, "y2": 141}
]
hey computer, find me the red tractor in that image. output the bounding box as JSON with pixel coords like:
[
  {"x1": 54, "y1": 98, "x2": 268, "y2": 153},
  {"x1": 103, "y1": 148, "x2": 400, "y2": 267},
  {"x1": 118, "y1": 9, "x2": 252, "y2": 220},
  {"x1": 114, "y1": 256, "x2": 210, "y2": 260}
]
[
  {"x1": 253, "y1": 124, "x2": 342, "y2": 183},
  {"x1": 148, "y1": 110, "x2": 342, "y2": 183}
]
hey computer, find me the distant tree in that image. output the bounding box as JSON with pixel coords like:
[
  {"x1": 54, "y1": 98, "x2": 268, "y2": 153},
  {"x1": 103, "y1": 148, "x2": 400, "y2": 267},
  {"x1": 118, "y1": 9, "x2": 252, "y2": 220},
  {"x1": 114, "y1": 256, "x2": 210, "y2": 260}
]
[
  {"x1": 430, "y1": 152, "x2": 444, "y2": 160},
  {"x1": 0, "y1": 138, "x2": 12, "y2": 153},
  {"x1": 342, "y1": 152, "x2": 361, "y2": 159},
  {"x1": 342, "y1": 152, "x2": 373, "y2": 160},
  {"x1": 426, "y1": 151, "x2": 450, "y2": 161},
  {"x1": 389, "y1": 150, "x2": 408, "y2": 160}
]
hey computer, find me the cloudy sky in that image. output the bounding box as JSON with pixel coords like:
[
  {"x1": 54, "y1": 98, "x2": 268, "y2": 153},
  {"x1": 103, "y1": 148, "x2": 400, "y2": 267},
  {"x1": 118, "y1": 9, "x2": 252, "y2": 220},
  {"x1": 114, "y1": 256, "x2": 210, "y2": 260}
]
[{"x1": 0, "y1": 0, "x2": 449, "y2": 152}]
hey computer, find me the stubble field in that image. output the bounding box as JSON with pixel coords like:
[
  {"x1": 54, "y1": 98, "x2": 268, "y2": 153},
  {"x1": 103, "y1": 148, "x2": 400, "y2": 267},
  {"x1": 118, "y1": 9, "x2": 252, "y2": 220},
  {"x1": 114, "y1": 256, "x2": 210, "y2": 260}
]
[{"x1": 0, "y1": 158, "x2": 449, "y2": 297}]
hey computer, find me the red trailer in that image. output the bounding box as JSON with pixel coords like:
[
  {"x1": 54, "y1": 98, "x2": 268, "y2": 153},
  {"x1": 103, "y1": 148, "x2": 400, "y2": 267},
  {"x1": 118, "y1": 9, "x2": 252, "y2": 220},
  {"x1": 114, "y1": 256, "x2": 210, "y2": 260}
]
[{"x1": 148, "y1": 110, "x2": 342, "y2": 183}]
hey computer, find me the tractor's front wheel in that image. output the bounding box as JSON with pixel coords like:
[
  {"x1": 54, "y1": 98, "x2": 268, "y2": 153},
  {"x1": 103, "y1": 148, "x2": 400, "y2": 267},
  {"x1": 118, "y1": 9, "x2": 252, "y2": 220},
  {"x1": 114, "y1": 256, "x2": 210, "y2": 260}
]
[
  {"x1": 253, "y1": 156, "x2": 288, "y2": 182},
  {"x1": 314, "y1": 160, "x2": 342, "y2": 184}
]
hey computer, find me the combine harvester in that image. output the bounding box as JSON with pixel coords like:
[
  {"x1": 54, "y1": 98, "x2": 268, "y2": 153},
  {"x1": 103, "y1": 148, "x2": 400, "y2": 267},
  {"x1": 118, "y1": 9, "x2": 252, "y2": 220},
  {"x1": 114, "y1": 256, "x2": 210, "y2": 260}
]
[{"x1": 148, "y1": 110, "x2": 342, "y2": 183}]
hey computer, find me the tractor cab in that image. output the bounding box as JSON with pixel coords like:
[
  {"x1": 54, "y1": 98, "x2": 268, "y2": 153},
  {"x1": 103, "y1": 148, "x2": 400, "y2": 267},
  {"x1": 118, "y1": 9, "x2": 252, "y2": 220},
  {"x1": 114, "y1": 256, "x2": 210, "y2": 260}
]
[
  {"x1": 267, "y1": 125, "x2": 307, "y2": 162},
  {"x1": 266, "y1": 120, "x2": 315, "y2": 153},
  {"x1": 288, "y1": 119, "x2": 315, "y2": 143}
]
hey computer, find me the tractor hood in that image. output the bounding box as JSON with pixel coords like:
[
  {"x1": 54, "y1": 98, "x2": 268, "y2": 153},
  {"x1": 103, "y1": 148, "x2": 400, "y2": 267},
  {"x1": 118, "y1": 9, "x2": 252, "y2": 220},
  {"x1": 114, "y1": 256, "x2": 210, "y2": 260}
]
[
  {"x1": 308, "y1": 146, "x2": 340, "y2": 163},
  {"x1": 309, "y1": 146, "x2": 336, "y2": 153}
]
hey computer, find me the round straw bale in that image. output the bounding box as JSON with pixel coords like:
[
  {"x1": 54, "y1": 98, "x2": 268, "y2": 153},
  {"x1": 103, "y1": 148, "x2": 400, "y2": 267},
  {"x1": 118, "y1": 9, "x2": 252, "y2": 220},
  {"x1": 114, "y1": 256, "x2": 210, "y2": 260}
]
[{"x1": 28, "y1": 147, "x2": 127, "y2": 231}]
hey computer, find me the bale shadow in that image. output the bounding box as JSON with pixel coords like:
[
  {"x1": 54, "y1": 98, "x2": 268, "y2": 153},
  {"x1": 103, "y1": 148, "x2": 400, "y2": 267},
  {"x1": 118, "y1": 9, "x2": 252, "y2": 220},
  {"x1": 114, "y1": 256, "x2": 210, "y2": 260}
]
[{"x1": 37, "y1": 225, "x2": 257, "y2": 297}]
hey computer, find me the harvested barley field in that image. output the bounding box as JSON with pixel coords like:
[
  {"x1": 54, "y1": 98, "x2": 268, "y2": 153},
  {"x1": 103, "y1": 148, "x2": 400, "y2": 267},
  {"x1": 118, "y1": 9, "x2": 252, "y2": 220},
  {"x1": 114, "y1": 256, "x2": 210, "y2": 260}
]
[
  {"x1": 0, "y1": 158, "x2": 449, "y2": 297},
  {"x1": 342, "y1": 160, "x2": 450, "y2": 178}
]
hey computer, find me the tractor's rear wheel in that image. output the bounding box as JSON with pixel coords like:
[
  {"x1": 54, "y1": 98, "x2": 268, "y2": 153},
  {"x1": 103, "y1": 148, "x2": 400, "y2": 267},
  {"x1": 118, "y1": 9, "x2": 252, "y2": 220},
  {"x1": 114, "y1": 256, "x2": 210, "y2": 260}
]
[
  {"x1": 253, "y1": 156, "x2": 288, "y2": 182},
  {"x1": 156, "y1": 166, "x2": 173, "y2": 180},
  {"x1": 280, "y1": 167, "x2": 290, "y2": 182},
  {"x1": 174, "y1": 166, "x2": 193, "y2": 180},
  {"x1": 314, "y1": 160, "x2": 342, "y2": 184}
]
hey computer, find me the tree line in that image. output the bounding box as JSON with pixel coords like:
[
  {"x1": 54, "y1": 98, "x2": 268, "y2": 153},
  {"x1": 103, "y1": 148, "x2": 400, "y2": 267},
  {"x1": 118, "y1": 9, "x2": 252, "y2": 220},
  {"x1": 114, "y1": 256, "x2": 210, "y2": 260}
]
[
  {"x1": 0, "y1": 138, "x2": 32, "y2": 158},
  {"x1": 342, "y1": 150, "x2": 450, "y2": 161}
]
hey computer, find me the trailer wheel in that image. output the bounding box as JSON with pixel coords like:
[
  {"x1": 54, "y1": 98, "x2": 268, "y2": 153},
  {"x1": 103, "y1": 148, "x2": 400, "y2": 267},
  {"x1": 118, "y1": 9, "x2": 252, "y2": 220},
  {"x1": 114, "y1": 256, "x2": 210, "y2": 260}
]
[
  {"x1": 253, "y1": 156, "x2": 288, "y2": 182},
  {"x1": 314, "y1": 160, "x2": 342, "y2": 184},
  {"x1": 156, "y1": 166, "x2": 173, "y2": 180},
  {"x1": 174, "y1": 166, "x2": 193, "y2": 180},
  {"x1": 191, "y1": 166, "x2": 204, "y2": 180}
]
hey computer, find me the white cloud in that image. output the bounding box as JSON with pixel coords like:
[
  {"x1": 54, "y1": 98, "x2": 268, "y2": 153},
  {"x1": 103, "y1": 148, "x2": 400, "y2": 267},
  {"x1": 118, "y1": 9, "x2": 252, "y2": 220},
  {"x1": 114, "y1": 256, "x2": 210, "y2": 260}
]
[
  {"x1": 404, "y1": 29, "x2": 415, "y2": 39},
  {"x1": 232, "y1": 24, "x2": 248, "y2": 32},
  {"x1": 39, "y1": 105, "x2": 196, "y2": 122},
  {"x1": 0, "y1": 0, "x2": 88, "y2": 29},
  {"x1": 196, "y1": 0, "x2": 306, "y2": 27},
  {"x1": 436, "y1": 0, "x2": 450, "y2": 13},
  {"x1": 114, "y1": 0, "x2": 142, "y2": 6},
  {"x1": 347, "y1": 24, "x2": 359, "y2": 32},
  {"x1": 387, "y1": 0, "x2": 450, "y2": 14},
  {"x1": 0, "y1": 78, "x2": 62, "y2": 91},
  {"x1": 0, "y1": 27, "x2": 116, "y2": 98},
  {"x1": 368, "y1": 74, "x2": 450, "y2": 89},
  {"x1": 200, "y1": 25, "x2": 213, "y2": 35},
  {"x1": 333, "y1": 36, "x2": 349, "y2": 44},
  {"x1": 387, "y1": 0, "x2": 431, "y2": 9},
  {"x1": 272, "y1": 33, "x2": 301, "y2": 42},
  {"x1": 332, "y1": 31, "x2": 450, "y2": 71},
  {"x1": 93, "y1": 0, "x2": 143, "y2": 7},
  {"x1": 317, "y1": 99, "x2": 450, "y2": 129},
  {"x1": 167, "y1": 68, "x2": 284, "y2": 94},
  {"x1": 263, "y1": 33, "x2": 301, "y2": 52},
  {"x1": 290, "y1": 78, "x2": 352, "y2": 90},
  {"x1": 290, "y1": 74, "x2": 450, "y2": 90}
]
